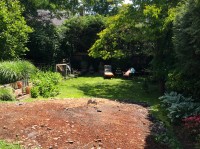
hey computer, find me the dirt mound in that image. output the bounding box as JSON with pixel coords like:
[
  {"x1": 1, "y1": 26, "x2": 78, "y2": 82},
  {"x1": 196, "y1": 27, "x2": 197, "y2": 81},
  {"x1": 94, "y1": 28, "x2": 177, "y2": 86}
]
[{"x1": 0, "y1": 98, "x2": 159, "y2": 148}]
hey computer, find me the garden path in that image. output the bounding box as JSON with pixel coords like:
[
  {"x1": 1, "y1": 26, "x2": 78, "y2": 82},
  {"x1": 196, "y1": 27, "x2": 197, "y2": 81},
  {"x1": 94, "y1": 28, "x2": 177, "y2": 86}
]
[{"x1": 0, "y1": 98, "x2": 167, "y2": 148}]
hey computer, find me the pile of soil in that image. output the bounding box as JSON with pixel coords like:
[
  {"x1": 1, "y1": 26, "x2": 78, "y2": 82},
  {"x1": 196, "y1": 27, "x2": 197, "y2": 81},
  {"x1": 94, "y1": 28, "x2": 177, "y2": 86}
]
[{"x1": 0, "y1": 98, "x2": 166, "y2": 148}]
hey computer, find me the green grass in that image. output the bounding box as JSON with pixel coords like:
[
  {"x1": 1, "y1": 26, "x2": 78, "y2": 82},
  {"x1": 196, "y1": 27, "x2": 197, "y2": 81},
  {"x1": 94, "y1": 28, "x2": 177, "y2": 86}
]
[
  {"x1": 0, "y1": 140, "x2": 20, "y2": 149},
  {"x1": 57, "y1": 76, "x2": 161, "y2": 105}
]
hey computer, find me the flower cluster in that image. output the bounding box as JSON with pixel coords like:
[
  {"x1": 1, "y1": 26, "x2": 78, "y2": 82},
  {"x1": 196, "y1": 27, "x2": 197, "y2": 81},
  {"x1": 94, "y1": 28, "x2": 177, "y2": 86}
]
[{"x1": 182, "y1": 115, "x2": 200, "y2": 137}]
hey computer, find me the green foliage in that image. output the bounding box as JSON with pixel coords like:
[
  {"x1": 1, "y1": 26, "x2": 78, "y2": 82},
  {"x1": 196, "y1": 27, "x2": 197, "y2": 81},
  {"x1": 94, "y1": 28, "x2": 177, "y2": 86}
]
[
  {"x1": 171, "y1": 0, "x2": 200, "y2": 99},
  {"x1": 26, "y1": 22, "x2": 60, "y2": 64},
  {"x1": 0, "y1": 0, "x2": 33, "y2": 60},
  {"x1": 59, "y1": 15, "x2": 105, "y2": 61},
  {"x1": 0, "y1": 87, "x2": 15, "y2": 101},
  {"x1": 166, "y1": 72, "x2": 183, "y2": 92},
  {"x1": 152, "y1": 121, "x2": 181, "y2": 149},
  {"x1": 0, "y1": 60, "x2": 37, "y2": 84},
  {"x1": 81, "y1": 0, "x2": 123, "y2": 16},
  {"x1": 30, "y1": 71, "x2": 62, "y2": 98},
  {"x1": 89, "y1": 5, "x2": 146, "y2": 59},
  {"x1": 159, "y1": 92, "x2": 200, "y2": 123},
  {"x1": 30, "y1": 86, "x2": 39, "y2": 98},
  {"x1": 0, "y1": 140, "x2": 20, "y2": 149}
]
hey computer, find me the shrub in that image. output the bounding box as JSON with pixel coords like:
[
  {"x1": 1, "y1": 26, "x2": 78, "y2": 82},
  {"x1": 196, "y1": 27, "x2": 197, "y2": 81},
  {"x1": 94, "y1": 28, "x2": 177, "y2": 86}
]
[
  {"x1": 0, "y1": 87, "x2": 15, "y2": 101},
  {"x1": 30, "y1": 86, "x2": 39, "y2": 98},
  {"x1": 159, "y1": 92, "x2": 200, "y2": 123},
  {"x1": 166, "y1": 72, "x2": 200, "y2": 100},
  {"x1": 0, "y1": 60, "x2": 37, "y2": 84},
  {"x1": 30, "y1": 71, "x2": 62, "y2": 98},
  {"x1": 182, "y1": 115, "x2": 200, "y2": 138}
]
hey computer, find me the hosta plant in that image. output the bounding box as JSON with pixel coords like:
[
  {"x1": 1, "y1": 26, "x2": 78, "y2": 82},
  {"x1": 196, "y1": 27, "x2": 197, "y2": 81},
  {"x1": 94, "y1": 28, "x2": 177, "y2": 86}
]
[{"x1": 159, "y1": 92, "x2": 200, "y2": 123}]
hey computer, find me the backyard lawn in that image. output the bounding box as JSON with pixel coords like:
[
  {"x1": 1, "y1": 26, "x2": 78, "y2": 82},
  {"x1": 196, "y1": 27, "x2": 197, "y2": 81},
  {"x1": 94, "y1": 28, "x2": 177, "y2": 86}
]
[{"x1": 58, "y1": 76, "x2": 161, "y2": 104}]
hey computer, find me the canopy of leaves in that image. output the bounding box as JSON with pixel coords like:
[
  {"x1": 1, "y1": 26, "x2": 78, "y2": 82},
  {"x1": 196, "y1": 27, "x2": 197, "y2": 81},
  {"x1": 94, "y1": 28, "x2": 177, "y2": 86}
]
[
  {"x1": 25, "y1": 22, "x2": 60, "y2": 64},
  {"x1": 0, "y1": 0, "x2": 33, "y2": 60},
  {"x1": 89, "y1": 5, "x2": 147, "y2": 60},
  {"x1": 169, "y1": 0, "x2": 200, "y2": 99},
  {"x1": 59, "y1": 15, "x2": 105, "y2": 61}
]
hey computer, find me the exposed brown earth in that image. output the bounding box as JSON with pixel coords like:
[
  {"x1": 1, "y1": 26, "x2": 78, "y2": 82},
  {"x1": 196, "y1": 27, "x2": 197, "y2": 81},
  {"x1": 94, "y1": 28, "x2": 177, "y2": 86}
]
[{"x1": 0, "y1": 98, "x2": 166, "y2": 149}]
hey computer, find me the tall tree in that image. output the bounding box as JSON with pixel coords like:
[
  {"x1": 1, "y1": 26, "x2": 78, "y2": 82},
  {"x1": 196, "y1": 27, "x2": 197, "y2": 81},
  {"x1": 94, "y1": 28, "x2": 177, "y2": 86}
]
[
  {"x1": 168, "y1": 0, "x2": 200, "y2": 99},
  {"x1": 89, "y1": 5, "x2": 146, "y2": 59},
  {"x1": 89, "y1": 1, "x2": 179, "y2": 93},
  {"x1": 59, "y1": 15, "x2": 105, "y2": 62},
  {"x1": 80, "y1": 0, "x2": 123, "y2": 16},
  {"x1": 0, "y1": 0, "x2": 32, "y2": 60}
]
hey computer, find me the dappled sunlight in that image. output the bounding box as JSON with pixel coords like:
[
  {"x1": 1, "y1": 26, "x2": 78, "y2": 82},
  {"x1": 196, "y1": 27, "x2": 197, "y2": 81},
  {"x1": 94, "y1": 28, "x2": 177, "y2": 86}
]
[{"x1": 59, "y1": 76, "x2": 160, "y2": 105}]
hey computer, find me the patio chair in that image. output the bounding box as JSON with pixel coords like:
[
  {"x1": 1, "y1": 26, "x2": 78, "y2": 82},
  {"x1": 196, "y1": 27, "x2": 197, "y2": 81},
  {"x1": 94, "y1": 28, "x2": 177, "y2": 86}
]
[
  {"x1": 123, "y1": 67, "x2": 135, "y2": 78},
  {"x1": 104, "y1": 65, "x2": 114, "y2": 79}
]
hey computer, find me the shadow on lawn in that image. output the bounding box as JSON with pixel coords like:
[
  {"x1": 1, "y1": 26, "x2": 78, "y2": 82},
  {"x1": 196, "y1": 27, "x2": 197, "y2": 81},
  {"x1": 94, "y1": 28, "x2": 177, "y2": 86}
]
[
  {"x1": 76, "y1": 77, "x2": 170, "y2": 149},
  {"x1": 75, "y1": 77, "x2": 159, "y2": 105}
]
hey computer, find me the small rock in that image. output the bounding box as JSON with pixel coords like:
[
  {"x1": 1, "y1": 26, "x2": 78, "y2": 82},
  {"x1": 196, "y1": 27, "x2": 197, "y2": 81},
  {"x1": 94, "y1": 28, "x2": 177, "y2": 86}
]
[
  {"x1": 16, "y1": 102, "x2": 23, "y2": 106},
  {"x1": 3, "y1": 126, "x2": 6, "y2": 129},
  {"x1": 28, "y1": 132, "x2": 37, "y2": 138},
  {"x1": 40, "y1": 124, "x2": 45, "y2": 127},
  {"x1": 53, "y1": 137, "x2": 59, "y2": 140},
  {"x1": 97, "y1": 109, "x2": 102, "y2": 112},
  {"x1": 94, "y1": 139, "x2": 102, "y2": 142},
  {"x1": 47, "y1": 127, "x2": 52, "y2": 130},
  {"x1": 18, "y1": 141, "x2": 23, "y2": 144},
  {"x1": 66, "y1": 140, "x2": 74, "y2": 144},
  {"x1": 28, "y1": 143, "x2": 32, "y2": 146},
  {"x1": 98, "y1": 142, "x2": 103, "y2": 147}
]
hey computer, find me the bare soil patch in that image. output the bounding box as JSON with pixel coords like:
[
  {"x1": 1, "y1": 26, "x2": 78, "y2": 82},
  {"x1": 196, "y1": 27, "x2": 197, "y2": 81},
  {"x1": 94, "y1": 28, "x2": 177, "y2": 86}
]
[{"x1": 0, "y1": 98, "x2": 163, "y2": 149}]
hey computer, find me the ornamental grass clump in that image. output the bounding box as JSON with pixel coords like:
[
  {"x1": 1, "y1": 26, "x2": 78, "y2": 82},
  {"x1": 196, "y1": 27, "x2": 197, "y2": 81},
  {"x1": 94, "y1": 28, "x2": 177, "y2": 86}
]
[
  {"x1": 0, "y1": 60, "x2": 37, "y2": 84},
  {"x1": 0, "y1": 87, "x2": 15, "y2": 101}
]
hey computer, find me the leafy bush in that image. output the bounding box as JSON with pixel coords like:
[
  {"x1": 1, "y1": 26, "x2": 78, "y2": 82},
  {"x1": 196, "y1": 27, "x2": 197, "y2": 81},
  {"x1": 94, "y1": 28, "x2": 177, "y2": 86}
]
[
  {"x1": 183, "y1": 115, "x2": 200, "y2": 138},
  {"x1": 159, "y1": 92, "x2": 200, "y2": 123},
  {"x1": 0, "y1": 60, "x2": 37, "y2": 84},
  {"x1": 30, "y1": 71, "x2": 62, "y2": 98},
  {"x1": 0, "y1": 140, "x2": 20, "y2": 149},
  {"x1": 166, "y1": 72, "x2": 182, "y2": 92},
  {"x1": 166, "y1": 72, "x2": 200, "y2": 100},
  {"x1": 0, "y1": 87, "x2": 15, "y2": 101},
  {"x1": 30, "y1": 86, "x2": 39, "y2": 98}
]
